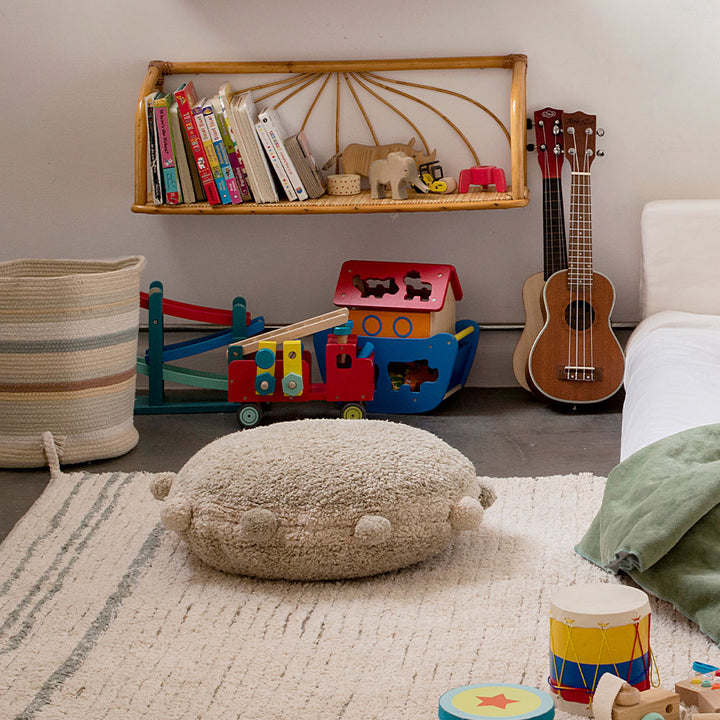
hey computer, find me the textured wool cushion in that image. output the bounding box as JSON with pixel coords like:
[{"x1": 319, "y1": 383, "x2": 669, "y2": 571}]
[{"x1": 151, "y1": 419, "x2": 495, "y2": 580}]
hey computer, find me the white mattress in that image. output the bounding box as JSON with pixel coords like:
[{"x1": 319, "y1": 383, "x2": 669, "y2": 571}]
[{"x1": 620, "y1": 310, "x2": 720, "y2": 461}]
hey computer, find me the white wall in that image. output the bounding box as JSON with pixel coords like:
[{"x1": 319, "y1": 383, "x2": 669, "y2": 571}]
[{"x1": 1, "y1": 1, "x2": 717, "y2": 386}]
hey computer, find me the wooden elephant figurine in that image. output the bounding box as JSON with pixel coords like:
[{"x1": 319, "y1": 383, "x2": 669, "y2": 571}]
[{"x1": 368, "y1": 151, "x2": 429, "y2": 200}]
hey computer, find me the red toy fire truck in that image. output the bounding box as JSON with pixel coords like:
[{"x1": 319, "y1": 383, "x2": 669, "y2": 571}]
[{"x1": 227, "y1": 309, "x2": 375, "y2": 428}]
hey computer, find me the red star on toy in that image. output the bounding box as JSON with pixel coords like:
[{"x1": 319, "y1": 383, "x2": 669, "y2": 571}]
[{"x1": 476, "y1": 693, "x2": 519, "y2": 709}]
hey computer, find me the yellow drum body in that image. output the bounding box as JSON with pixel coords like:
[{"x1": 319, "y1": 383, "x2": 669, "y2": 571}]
[{"x1": 549, "y1": 584, "x2": 652, "y2": 716}]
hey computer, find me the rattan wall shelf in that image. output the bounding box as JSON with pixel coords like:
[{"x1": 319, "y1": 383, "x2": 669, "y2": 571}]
[{"x1": 132, "y1": 55, "x2": 528, "y2": 215}]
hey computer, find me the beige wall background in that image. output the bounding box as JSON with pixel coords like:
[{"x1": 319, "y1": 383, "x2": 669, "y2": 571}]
[{"x1": 1, "y1": 1, "x2": 716, "y2": 386}]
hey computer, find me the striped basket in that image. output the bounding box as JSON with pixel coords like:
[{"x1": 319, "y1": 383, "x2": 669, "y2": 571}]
[{"x1": 0, "y1": 257, "x2": 145, "y2": 467}]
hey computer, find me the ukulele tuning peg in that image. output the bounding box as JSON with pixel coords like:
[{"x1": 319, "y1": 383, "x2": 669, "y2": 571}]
[
  {"x1": 527, "y1": 118, "x2": 534, "y2": 130},
  {"x1": 596, "y1": 149, "x2": 605, "y2": 157},
  {"x1": 527, "y1": 143, "x2": 536, "y2": 152},
  {"x1": 596, "y1": 128, "x2": 606, "y2": 137}
]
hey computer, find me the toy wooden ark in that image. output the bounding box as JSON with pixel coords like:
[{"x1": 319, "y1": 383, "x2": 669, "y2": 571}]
[{"x1": 314, "y1": 260, "x2": 479, "y2": 414}]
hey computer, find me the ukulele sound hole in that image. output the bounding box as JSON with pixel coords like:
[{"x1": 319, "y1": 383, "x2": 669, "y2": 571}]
[{"x1": 564, "y1": 301, "x2": 595, "y2": 330}]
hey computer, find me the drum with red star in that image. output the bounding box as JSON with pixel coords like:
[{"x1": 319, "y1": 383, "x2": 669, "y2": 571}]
[{"x1": 439, "y1": 683, "x2": 555, "y2": 720}]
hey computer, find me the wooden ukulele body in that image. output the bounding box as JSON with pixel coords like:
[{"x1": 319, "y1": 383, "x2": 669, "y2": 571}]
[
  {"x1": 513, "y1": 271, "x2": 546, "y2": 391},
  {"x1": 527, "y1": 269, "x2": 624, "y2": 404},
  {"x1": 513, "y1": 108, "x2": 568, "y2": 392}
]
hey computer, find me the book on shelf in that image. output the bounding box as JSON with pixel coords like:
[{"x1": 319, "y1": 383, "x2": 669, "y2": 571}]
[
  {"x1": 153, "y1": 93, "x2": 181, "y2": 204},
  {"x1": 219, "y1": 84, "x2": 279, "y2": 203},
  {"x1": 193, "y1": 100, "x2": 232, "y2": 204},
  {"x1": 168, "y1": 98, "x2": 197, "y2": 204},
  {"x1": 144, "y1": 92, "x2": 163, "y2": 205},
  {"x1": 200, "y1": 99, "x2": 243, "y2": 204},
  {"x1": 257, "y1": 107, "x2": 309, "y2": 200},
  {"x1": 285, "y1": 131, "x2": 326, "y2": 199},
  {"x1": 172, "y1": 81, "x2": 221, "y2": 205},
  {"x1": 255, "y1": 119, "x2": 297, "y2": 200},
  {"x1": 176, "y1": 105, "x2": 206, "y2": 202},
  {"x1": 211, "y1": 95, "x2": 252, "y2": 201}
]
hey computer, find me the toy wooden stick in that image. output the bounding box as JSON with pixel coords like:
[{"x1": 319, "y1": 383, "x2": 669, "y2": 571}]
[{"x1": 229, "y1": 308, "x2": 349, "y2": 356}]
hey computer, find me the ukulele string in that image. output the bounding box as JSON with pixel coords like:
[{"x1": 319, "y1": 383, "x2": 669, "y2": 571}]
[
  {"x1": 579, "y1": 131, "x2": 592, "y2": 380},
  {"x1": 568, "y1": 127, "x2": 579, "y2": 379},
  {"x1": 551, "y1": 126, "x2": 563, "y2": 276},
  {"x1": 583, "y1": 133, "x2": 594, "y2": 381},
  {"x1": 542, "y1": 125, "x2": 553, "y2": 278},
  {"x1": 542, "y1": 134, "x2": 549, "y2": 276},
  {"x1": 549, "y1": 121, "x2": 565, "y2": 277}
]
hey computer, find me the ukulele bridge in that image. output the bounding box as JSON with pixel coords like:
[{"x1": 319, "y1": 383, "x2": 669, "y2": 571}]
[{"x1": 558, "y1": 366, "x2": 602, "y2": 382}]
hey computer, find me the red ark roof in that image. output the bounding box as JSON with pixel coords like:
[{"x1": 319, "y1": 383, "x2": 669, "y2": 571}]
[{"x1": 333, "y1": 260, "x2": 462, "y2": 312}]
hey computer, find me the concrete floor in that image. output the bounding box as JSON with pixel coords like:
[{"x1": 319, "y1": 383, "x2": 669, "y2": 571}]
[{"x1": 0, "y1": 387, "x2": 623, "y2": 543}]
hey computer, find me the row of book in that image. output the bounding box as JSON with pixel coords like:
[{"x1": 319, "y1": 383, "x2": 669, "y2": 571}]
[{"x1": 145, "y1": 80, "x2": 326, "y2": 205}]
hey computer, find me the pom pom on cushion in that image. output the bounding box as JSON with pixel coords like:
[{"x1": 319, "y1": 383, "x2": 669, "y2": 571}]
[
  {"x1": 152, "y1": 419, "x2": 494, "y2": 580},
  {"x1": 160, "y1": 496, "x2": 192, "y2": 532},
  {"x1": 354, "y1": 514, "x2": 393, "y2": 546},
  {"x1": 238, "y1": 508, "x2": 278, "y2": 543},
  {"x1": 449, "y1": 496, "x2": 485, "y2": 530}
]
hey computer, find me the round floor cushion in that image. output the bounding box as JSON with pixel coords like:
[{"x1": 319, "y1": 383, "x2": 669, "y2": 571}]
[{"x1": 151, "y1": 419, "x2": 496, "y2": 580}]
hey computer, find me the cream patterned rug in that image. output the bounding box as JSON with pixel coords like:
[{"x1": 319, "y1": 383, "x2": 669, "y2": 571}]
[{"x1": 1, "y1": 469, "x2": 718, "y2": 720}]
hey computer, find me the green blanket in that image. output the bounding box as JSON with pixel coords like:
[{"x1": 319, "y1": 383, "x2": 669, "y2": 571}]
[{"x1": 576, "y1": 423, "x2": 720, "y2": 645}]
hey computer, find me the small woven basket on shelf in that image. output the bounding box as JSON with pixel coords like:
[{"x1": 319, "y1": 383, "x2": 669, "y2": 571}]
[{"x1": 0, "y1": 256, "x2": 145, "y2": 468}]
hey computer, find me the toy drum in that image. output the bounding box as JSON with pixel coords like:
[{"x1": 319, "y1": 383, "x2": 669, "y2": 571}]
[{"x1": 549, "y1": 584, "x2": 652, "y2": 716}]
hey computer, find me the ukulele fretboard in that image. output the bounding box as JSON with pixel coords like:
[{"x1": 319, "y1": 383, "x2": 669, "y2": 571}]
[
  {"x1": 567, "y1": 169, "x2": 593, "y2": 288},
  {"x1": 542, "y1": 177, "x2": 567, "y2": 280}
]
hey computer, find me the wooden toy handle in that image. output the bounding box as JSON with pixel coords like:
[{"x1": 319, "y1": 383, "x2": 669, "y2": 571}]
[{"x1": 593, "y1": 674, "x2": 632, "y2": 720}]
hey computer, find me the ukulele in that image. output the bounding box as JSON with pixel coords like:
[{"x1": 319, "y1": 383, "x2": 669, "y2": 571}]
[
  {"x1": 512, "y1": 108, "x2": 568, "y2": 391},
  {"x1": 526, "y1": 111, "x2": 624, "y2": 404}
]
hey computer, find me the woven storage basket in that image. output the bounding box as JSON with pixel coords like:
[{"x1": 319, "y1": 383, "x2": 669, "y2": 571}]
[{"x1": 0, "y1": 257, "x2": 145, "y2": 467}]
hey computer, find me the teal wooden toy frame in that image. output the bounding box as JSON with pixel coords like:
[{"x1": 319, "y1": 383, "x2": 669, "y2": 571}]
[{"x1": 135, "y1": 281, "x2": 265, "y2": 414}]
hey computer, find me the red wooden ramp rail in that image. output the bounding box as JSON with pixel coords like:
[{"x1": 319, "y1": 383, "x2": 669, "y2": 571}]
[{"x1": 139, "y1": 291, "x2": 244, "y2": 325}]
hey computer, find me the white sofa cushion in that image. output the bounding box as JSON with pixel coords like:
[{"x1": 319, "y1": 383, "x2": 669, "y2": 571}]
[{"x1": 641, "y1": 200, "x2": 720, "y2": 318}]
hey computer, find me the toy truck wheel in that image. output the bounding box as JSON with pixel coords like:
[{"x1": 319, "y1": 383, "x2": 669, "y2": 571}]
[
  {"x1": 238, "y1": 403, "x2": 263, "y2": 428},
  {"x1": 340, "y1": 402, "x2": 366, "y2": 420}
]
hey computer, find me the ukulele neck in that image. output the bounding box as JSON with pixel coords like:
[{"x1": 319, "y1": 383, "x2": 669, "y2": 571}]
[
  {"x1": 542, "y1": 177, "x2": 568, "y2": 280},
  {"x1": 567, "y1": 168, "x2": 593, "y2": 289}
]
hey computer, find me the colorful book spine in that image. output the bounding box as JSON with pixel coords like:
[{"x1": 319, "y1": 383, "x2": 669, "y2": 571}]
[
  {"x1": 153, "y1": 95, "x2": 181, "y2": 204},
  {"x1": 201, "y1": 103, "x2": 242, "y2": 204},
  {"x1": 144, "y1": 92, "x2": 163, "y2": 205},
  {"x1": 213, "y1": 97, "x2": 252, "y2": 201},
  {"x1": 193, "y1": 103, "x2": 231, "y2": 205},
  {"x1": 258, "y1": 108, "x2": 309, "y2": 200},
  {"x1": 172, "y1": 82, "x2": 221, "y2": 205},
  {"x1": 255, "y1": 120, "x2": 297, "y2": 200},
  {"x1": 168, "y1": 100, "x2": 195, "y2": 204}
]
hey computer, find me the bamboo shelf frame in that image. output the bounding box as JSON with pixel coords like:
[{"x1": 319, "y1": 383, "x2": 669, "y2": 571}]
[{"x1": 132, "y1": 55, "x2": 529, "y2": 215}]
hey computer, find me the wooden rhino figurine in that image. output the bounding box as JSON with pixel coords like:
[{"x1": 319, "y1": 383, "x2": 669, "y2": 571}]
[
  {"x1": 369, "y1": 151, "x2": 429, "y2": 200},
  {"x1": 326, "y1": 138, "x2": 437, "y2": 178}
]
